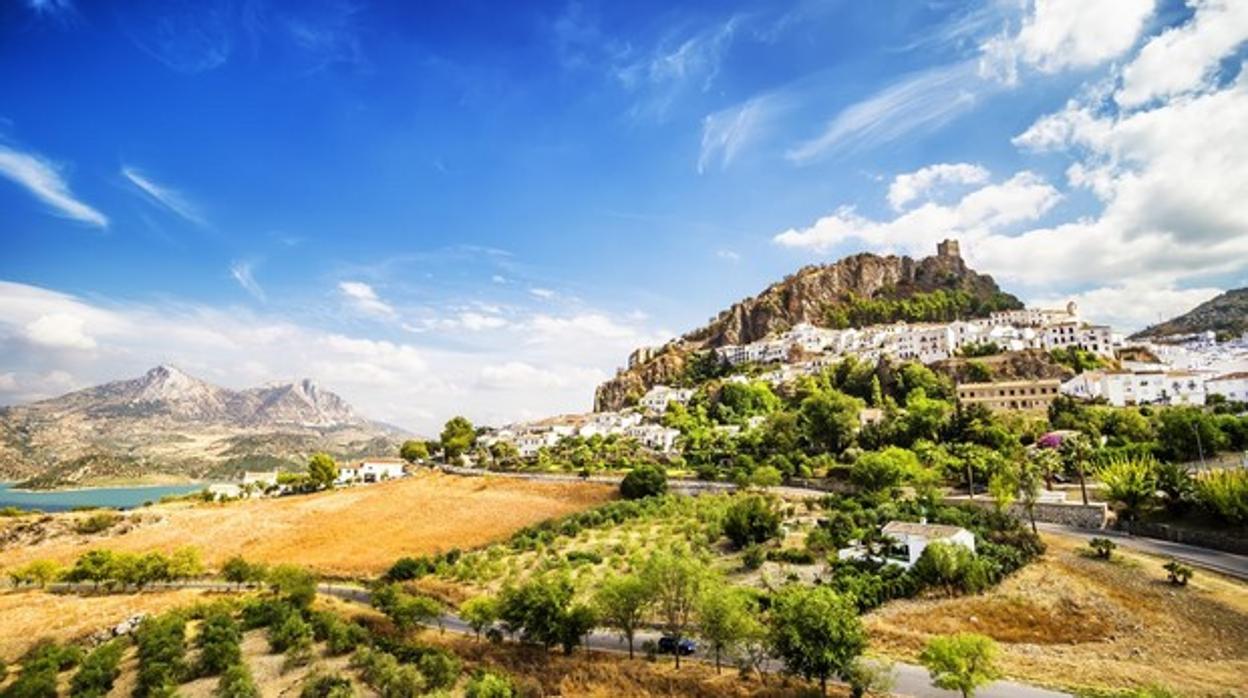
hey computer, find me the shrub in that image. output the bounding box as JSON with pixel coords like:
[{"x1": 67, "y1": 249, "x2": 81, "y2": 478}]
[
  {"x1": 465, "y1": 671, "x2": 514, "y2": 698},
  {"x1": 741, "y1": 544, "x2": 765, "y2": 571},
  {"x1": 70, "y1": 639, "x2": 126, "y2": 698},
  {"x1": 722, "y1": 494, "x2": 782, "y2": 549},
  {"x1": 385, "y1": 556, "x2": 435, "y2": 582},
  {"x1": 1089, "y1": 537, "x2": 1116, "y2": 560},
  {"x1": 74, "y1": 511, "x2": 121, "y2": 535},
  {"x1": 912, "y1": 542, "x2": 991, "y2": 595},
  {"x1": 1163, "y1": 560, "x2": 1193, "y2": 586},
  {"x1": 565, "y1": 550, "x2": 603, "y2": 565},
  {"x1": 620, "y1": 465, "x2": 667, "y2": 500},
  {"x1": 7, "y1": 641, "x2": 77, "y2": 698},
  {"x1": 1193, "y1": 469, "x2": 1248, "y2": 525},
  {"x1": 215, "y1": 663, "x2": 260, "y2": 698},
  {"x1": 195, "y1": 609, "x2": 242, "y2": 678},
  {"x1": 300, "y1": 672, "x2": 356, "y2": 698},
  {"x1": 766, "y1": 548, "x2": 816, "y2": 565},
  {"x1": 919, "y1": 633, "x2": 1001, "y2": 698},
  {"x1": 134, "y1": 614, "x2": 188, "y2": 698},
  {"x1": 417, "y1": 650, "x2": 461, "y2": 691},
  {"x1": 269, "y1": 610, "x2": 313, "y2": 654}
]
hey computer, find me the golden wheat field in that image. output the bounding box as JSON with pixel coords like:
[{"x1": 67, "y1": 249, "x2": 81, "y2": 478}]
[
  {"x1": 0, "y1": 471, "x2": 614, "y2": 578},
  {"x1": 865, "y1": 533, "x2": 1248, "y2": 696}
]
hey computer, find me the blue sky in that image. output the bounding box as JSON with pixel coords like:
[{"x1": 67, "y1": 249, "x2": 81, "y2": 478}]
[{"x1": 2, "y1": 0, "x2": 1247, "y2": 432}]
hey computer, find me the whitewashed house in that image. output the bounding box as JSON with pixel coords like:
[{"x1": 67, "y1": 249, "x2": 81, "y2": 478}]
[
  {"x1": 838, "y1": 520, "x2": 976, "y2": 569},
  {"x1": 339, "y1": 459, "x2": 406, "y2": 484},
  {"x1": 639, "y1": 385, "x2": 695, "y2": 413},
  {"x1": 207, "y1": 483, "x2": 244, "y2": 500},
  {"x1": 625, "y1": 424, "x2": 681, "y2": 454},
  {"x1": 1208, "y1": 372, "x2": 1248, "y2": 402}
]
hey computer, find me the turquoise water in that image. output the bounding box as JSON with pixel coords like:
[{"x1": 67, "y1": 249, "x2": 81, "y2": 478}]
[{"x1": 0, "y1": 482, "x2": 203, "y2": 512}]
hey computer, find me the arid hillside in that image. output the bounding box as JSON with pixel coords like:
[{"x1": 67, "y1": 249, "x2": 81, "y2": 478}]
[{"x1": 0, "y1": 472, "x2": 614, "y2": 577}]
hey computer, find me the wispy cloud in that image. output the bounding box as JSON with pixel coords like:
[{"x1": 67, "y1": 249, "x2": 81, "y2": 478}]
[
  {"x1": 787, "y1": 61, "x2": 988, "y2": 163},
  {"x1": 529, "y1": 287, "x2": 556, "y2": 300},
  {"x1": 122, "y1": 166, "x2": 206, "y2": 225},
  {"x1": 698, "y1": 94, "x2": 785, "y2": 173},
  {"x1": 229, "y1": 260, "x2": 266, "y2": 302},
  {"x1": 716, "y1": 249, "x2": 741, "y2": 262},
  {"x1": 339, "y1": 281, "x2": 396, "y2": 319},
  {"x1": 616, "y1": 14, "x2": 746, "y2": 120},
  {"x1": 24, "y1": 0, "x2": 78, "y2": 23},
  {"x1": 0, "y1": 144, "x2": 108, "y2": 227}
]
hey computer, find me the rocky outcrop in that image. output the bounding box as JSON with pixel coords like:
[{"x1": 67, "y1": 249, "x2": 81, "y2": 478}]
[
  {"x1": 931, "y1": 349, "x2": 1075, "y2": 384},
  {"x1": 1129, "y1": 287, "x2": 1248, "y2": 340},
  {"x1": 594, "y1": 244, "x2": 1021, "y2": 411}
]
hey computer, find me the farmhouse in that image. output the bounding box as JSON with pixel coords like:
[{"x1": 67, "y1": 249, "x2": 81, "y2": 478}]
[
  {"x1": 338, "y1": 458, "x2": 407, "y2": 484},
  {"x1": 837, "y1": 520, "x2": 975, "y2": 569}
]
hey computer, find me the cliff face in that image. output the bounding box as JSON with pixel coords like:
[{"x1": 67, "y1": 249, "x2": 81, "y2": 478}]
[
  {"x1": 594, "y1": 246, "x2": 1020, "y2": 411},
  {"x1": 1129, "y1": 288, "x2": 1248, "y2": 340}
]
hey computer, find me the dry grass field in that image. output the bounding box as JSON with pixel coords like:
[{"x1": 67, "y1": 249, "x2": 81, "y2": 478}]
[
  {"x1": 0, "y1": 471, "x2": 614, "y2": 578},
  {"x1": 0, "y1": 588, "x2": 209, "y2": 663},
  {"x1": 865, "y1": 533, "x2": 1248, "y2": 696}
]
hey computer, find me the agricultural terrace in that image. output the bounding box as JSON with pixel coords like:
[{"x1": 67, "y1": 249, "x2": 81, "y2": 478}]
[{"x1": 0, "y1": 471, "x2": 614, "y2": 577}]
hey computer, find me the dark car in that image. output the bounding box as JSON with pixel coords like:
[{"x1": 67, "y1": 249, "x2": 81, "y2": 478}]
[{"x1": 657, "y1": 636, "x2": 697, "y2": 656}]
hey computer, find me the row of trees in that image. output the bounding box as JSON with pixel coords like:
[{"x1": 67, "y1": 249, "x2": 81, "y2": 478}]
[{"x1": 7, "y1": 547, "x2": 204, "y2": 590}]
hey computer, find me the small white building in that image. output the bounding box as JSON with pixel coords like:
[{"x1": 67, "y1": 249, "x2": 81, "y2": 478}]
[
  {"x1": 838, "y1": 520, "x2": 976, "y2": 569},
  {"x1": 625, "y1": 424, "x2": 681, "y2": 453},
  {"x1": 207, "y1": 483, "x2": 244, "y2": 500},
  {"x1": 338, "y1": 459, "x2": 406, "y2": 484},
  {"x1": 1207, "y1": 372, "x2": 1248, "y2": 402},
  {"x1": 639, "y1": 385, "x2": 695, "y2": 413}
]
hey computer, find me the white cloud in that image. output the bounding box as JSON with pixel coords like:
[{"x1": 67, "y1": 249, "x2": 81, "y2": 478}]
[
  {"x1": 0, "y1": 281, "x2": 669, "y2": 432},
  {"x1": 716, "y1": 249, "x2": 741, "y2": 262},
  {"x1": 338, "y1": 281, "x2": 396, "y2": 319},
  {"x1": 122, "y1": 166, "x2": 206, "y2": 225},
  {"x1": 491, "y1": 275, "x2": 507, "y2": 284},
  {"x1": 774, "y1": 171, "x2": 1061, "y2": 253},
  {"x1": 23, "y1": 313, "x2": 96, "y2": 350},
  {"x1": 0, "y1": 145, "x2": 107, "y2": 227},
  {"x1": 698, "y1": 95, "x2": 781, "y2": 173},
  {"x1": 887, "y1": 163, "x2": 991, "y2": 210},
  {"x1": 787, "y1": 61, "x2": 986, "y2": 162},
  {"x1": 1028, "y1": 284, "x2": 1222, "y2": 331},
  {"x1": 458, "y1": 312, "x2": 508, "y2": 331},
  {"x1": 229, "y1": 261, "x2": 266, "y2": 302},
  {"x1": 529, "y1": 287, "x2": 556, "y2": 300},
  {"x1": 979, "y1": 0, "x2": 1154, "y2": 85},
  {"x1": 616, "y1": 15, "x2": 743, "y2": 119},
  {"x1": 1115, "y1": 0, "x2": 1248, "y2": 108}
]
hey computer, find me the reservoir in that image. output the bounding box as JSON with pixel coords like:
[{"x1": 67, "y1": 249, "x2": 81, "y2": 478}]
[{"x1": 0, "y1": 482, "x2": 203, "y2": 512}]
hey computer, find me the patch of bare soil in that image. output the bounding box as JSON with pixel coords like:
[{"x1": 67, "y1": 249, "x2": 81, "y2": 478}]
[{"x1": 865, "y1": 534, "x2": 1248, "y2": 696}]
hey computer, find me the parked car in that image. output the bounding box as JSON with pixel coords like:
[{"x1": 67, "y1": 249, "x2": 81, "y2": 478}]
[{"x1": 657, "y1": 635, "x2": 697, "y2": 656}]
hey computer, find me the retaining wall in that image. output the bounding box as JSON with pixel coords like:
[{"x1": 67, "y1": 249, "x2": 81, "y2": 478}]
[{"x1": 944, "y1": 495, "x2": 1108, "y2": 529}]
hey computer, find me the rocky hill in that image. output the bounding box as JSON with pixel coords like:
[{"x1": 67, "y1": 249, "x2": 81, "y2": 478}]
[
  {"x1": 595, "y1": 242, "x2": 1022, "y2": 411},
  {"x1": 1129, "y1": 288, "x2": 1248, "y2": 340},
  {"x1": 0, "y1": 365, "x2": 404, "y2": 488}
]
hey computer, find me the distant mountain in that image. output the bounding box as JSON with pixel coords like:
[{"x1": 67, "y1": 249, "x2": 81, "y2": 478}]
[
  {"x1": 595, "y1": 241, "x2": 1022, "y2": 411},
  {"x1": 1130, "y1": 288, "x2": 1248, "y2": 340},
  {"x1": 0, "y1": 365, "x2": 405, "y2": 488}
]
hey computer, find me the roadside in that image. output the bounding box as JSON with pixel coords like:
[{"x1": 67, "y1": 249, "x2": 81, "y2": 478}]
[{"x1": 1037, "y1": 523, "x2": 1248, "y2": 580}]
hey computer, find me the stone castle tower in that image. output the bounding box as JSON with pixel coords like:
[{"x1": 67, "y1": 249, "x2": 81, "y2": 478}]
[{"x1": 937, "y1": 239, "x2": 961, "y2": 259}]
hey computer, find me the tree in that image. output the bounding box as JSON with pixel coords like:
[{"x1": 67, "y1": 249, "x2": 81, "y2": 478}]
[
  {"x1": 399, "y1": 439, "x2": 429, "y2": 464},
  {"x1": 268, "y1": 565, "x2": 317, "y2": 609},
  {"x1": 221, "y1": 556, "x2": 255, "y2": 589},
  {"x1": 1059, "y1": 434, "x2": 1095, "y2": 505},
  {"x1": 751, "y1": 465, "x2": 783, "y2": 488},
  {"x1": 66, "y1": 549, "x2": 114, "y2": 588},
  {"x1": 919, "y1": 633, "x2": 1001, "y2": 698},
  {"x1": 10, "y1": 559, "x2": 61, "y2": 588},
  {"x1": 497, "y1": 577, "x2": 576, "y2": 652},
  {"x1": 620, "y1": 464, "x2": 667, "y2": 500},
  {"x1": 71, "y1": 639, "x2": 126, "y2": 698},
  {"x1": 846, "y1": 657, "x2": 896, "y2": 698},
  {"x1": 1017, "y1": 455, "x2": 1045, "y2": 534},
  {"x1": 1163, "y1": 559, "x2": 1193, "y2": 586},
  {"x1": 441, "y1": 416, "x2": 477, "y2": 462},
  {"x1": 722, "y1": 494, "x2": 782, "y2": 549},
  {"x1": 768, "y1": 585, "x2": 866, "y2": 695},
  {"x1": 1156, "y1": 407, "x2": 1227, "y2": 463},
  {"x1": 798, "y1": 390, "x2": 862, "y2": 455},
  {"x1": 1088, "y1": 537, "x2": 1116, "y2": 560},
  {"x1": 987, "y1": 467, "x2": 1017, "y2": 516},
  {"x1": 195, "y1": 609, "x2": 242, "y2": 677},
  {"x1": 557, "y1": 604, "x2": 598, "y2": 655},
  {"x1": 643, "y1": 550, "x2": 712, "y2": 668},
  {"x1": 695, "y1": 583, "x2": 754, "y2": 673},
  {"x1": 850, "y1": 447, "x2": 921, "y2": 498},
  {"x1": 169, "y1": 547, "x2": 204, "y2": 580},
  {"x1": 1098, "y1": 455, "x2": 1158, "y2": 526},
  {"x1": 373, "y1": 583, "x2": 442, "y2": 632},
  {"x1": 460, "y1": 595, "x2": 500, "y2": 642},
  {"x1": 307, "y1": 452, "x2": 339, "y2": 489},
  {"x1": 593, "y1": 573, "x2": 653, "y2": 659}
]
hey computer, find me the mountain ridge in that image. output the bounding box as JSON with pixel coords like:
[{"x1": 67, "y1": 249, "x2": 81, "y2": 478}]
[
  {"x1": 1129, "y1": 287, "x2": 1248, "y2": 340},
  {"x1": 0, "y1": 366, "x2": 403, "y2": 487}
]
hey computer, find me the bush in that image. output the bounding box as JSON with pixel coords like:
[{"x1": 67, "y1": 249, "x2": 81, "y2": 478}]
[
  {"x1": 269, "y1": 610, "x2": 313, "y2": 654},
  {"x1": 766, "y1": 548, "x2": 816, "y2": 565},
  {"x1": 912, "y1": 542, "x2": 992, "y2": 595},
  {"x1": 465, "y1": 671, "x2": 514, "y2": 698},
  {"x1": 74, "y1": 511, "x2": 121, "y2": 535},
  {"x1": 385, "y1": 556, "x2": 435, "y2": 582},
  {"x1": 195, "y1": 610, "x2": 242, "y2": 678},
  {"x1": 1163, "y1": 560, "x2": 1193, "y2": 586},
  {"x1": 1089, "y1": 537, "x2": 1116, "y2": 560},
  {"x1": 215, "y1": 663, "x2": 260, "y2": 698},
  {"x1": 722, "y1": 494, "x2": 782, "y2": 549},
  {"x1": 1194, "y1": 469, "x2": 1248, "y2": 525},
  {"x1": 7, "y1": 641, "x2": 78, "y2": 698},
  {"x1": 417, "y1": 649, "x2": 461, "y2": 691},
  {"x1": 134, "y1": 614, "x2": 188, "y2": 698},
  {"x1": 741, "y1": 545, "x2": 766, "y2": 571},
  {"x1": 565, "y1": 550, "x2": 603, "y2": 565},
  {"x1": 300, "y1": 672, "x2": 356, "y2": 698},
  {"x1": 620, "y1": 465, "x2": 667, "y2": 500}
]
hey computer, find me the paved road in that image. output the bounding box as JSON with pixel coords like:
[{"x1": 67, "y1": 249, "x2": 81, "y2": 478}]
[{"x1": 1037, "y1": 523, "x2": 1248, "y2": 580}]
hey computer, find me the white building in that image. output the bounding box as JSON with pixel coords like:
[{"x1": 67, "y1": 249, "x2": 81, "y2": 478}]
[
  {"x1": 1061, "y1": 369, "x2": 1210, "y2": 406},
  {"x1": 207, "y1": 483, "x2": 244, "y2": 500},
  {"x1": 639, "y1": 385, "x2": 695, "y2": 413},
  {"x1": 625, "y1": 424, "x2": 681, "y2": 453},
  {"x1": 837, "y1": 520, "x2": 975, "y2": 569},
  {"x1": 241, "y1": 470, "x2": 279, "y2": 488},
  {"x1": 1207, "y1": 372, "x2": 1248, "y2": 402},
  {"x1": 338, "y1": 459, "x2": 407, "y2": 484}
]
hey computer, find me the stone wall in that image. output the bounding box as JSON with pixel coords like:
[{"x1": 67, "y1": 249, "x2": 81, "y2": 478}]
[
  {"x1": 1122, "y1": 521, "x2": 1248, "y2": 555},
  {"x1": 945, "y1": 495, "x2": 1108, "y2": 529}
]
